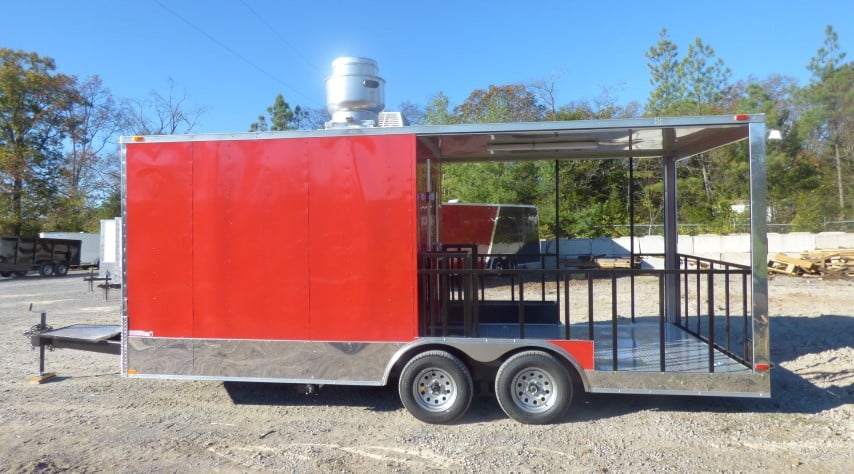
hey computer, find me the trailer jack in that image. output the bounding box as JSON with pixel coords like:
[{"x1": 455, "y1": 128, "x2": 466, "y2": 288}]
[
  {"x1": 23, "y1": 304, "x2": 121, "y2": 383},
  {"x1": 23, "y1": 304, "x2": 57, "y2": 384}
]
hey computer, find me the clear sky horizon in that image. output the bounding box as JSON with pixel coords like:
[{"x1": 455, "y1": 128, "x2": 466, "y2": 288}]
[{"x1": 2, "y1": 1, "x2": 852, "y2": 133}]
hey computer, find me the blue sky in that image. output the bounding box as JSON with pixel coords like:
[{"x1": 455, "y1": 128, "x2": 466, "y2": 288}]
[{"x1": 2, "y1": 1, "x2": 851, "y2": 133}]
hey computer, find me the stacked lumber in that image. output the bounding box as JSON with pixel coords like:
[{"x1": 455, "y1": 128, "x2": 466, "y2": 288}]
[
  {"x1": 595, "y1": 256, "x2": 641, "y2": 269},
  {"x1": 768, "y1": 249, "x2": 854, "y2": 277},
  {"x1": 802, "y1": 249, "x2": 854, "y2": 276}
]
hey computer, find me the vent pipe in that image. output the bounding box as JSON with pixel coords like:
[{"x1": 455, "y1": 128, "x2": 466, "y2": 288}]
[{"x1": 325, "y1": 57, "x2": 385, "y2": 128}]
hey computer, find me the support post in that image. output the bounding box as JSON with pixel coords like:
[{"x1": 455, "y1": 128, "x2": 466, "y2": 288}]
[
  {"x1": 629, "y1": 149, "x2": 636, "y2": 322},
  {"x1": 38, "y1": 310, "x2": 47, "y2": 375},
  {"x1": 748, "y1": 120, "x2": 770, "y2": 371},
  {"x1": 663, "y1": 153, "x2": 680, "y2": 324}
]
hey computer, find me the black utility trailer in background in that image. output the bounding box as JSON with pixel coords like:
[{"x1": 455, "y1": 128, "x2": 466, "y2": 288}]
[{"x1": 0, "y1": 237, "x2": 82, "y2": 277}]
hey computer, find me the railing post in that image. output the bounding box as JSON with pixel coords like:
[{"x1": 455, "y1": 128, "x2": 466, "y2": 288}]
[
  {"x1": 659, "y1": 273, "x2": 666, "y2": 372},
  {"x1": 725, "y1": 267, "x2": 731, "y2": 352},
  {"x1": 708, "y1": 264, "x2": 715, "y2": 373},
  {"x1": 518, "y1": 272, "x2": 526, "y2": 339},
  {"x1": 611, "y1": 274, "x2": 618, "y2": 371},
  {"x1": 587, "y1": 272, "x2": 594, "y2": 340},
  {"x1": 563, "y1": 274, "x2": 570, "y2": 340}
]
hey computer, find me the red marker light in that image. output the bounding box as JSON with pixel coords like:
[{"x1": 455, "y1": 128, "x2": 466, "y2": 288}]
[
  {"x1": 734, "y1": 114, "x2": 750, "y2": 121},
  {"x1": 754, "y1": 363, "x2": 771, "y2": 371}
]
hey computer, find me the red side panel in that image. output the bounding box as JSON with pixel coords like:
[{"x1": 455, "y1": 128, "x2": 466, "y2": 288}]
[
  {"x1": 126, "y1": 134, "x2": 418, "y2": 342},
  {"x1": 440, "y1": 204, "x2": 498, "y2": 253},
  {"x1": 547, "y1": 340, "x2": 595, "y2": 370},
  {"x1": 125, "y1": 142, "x2": 194, "y2": 337},
  {"x1": 191, "y1": 140, "x2": 310, "y2": 340},
  {"x1": 307, "y1": 135, "x2": 418, "y2": 341}
]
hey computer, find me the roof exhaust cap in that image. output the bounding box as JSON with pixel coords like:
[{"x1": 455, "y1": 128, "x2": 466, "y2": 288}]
[{"x1": 325, "y1": 57, "x2": 385, "y2": 128}]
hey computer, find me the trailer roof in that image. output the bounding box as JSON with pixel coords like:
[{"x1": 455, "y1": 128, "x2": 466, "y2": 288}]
[{"x1": 121, "y1": 114, "x2": 763, "y2": 162}]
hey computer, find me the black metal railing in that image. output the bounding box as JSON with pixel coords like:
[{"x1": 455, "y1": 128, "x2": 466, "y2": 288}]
[
  {"x1": 417, "y1": 251, "x2": 754, "y2": 373},
  {"x1": 676, "y1": 254, "x2": 753, "y2": 372}
]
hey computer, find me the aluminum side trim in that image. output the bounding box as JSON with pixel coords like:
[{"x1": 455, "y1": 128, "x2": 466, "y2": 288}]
[
  {"x1": 126, "y1": 337, "x2": 404, "y2": 384},
  {"x1": 586, "y1": 370, "x2": 770, "y2": 397}
]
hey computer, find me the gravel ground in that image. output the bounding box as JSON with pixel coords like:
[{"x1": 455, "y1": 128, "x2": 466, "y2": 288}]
[{"x1": 0, "y1": 271, "x2": 851, "y2": 473}]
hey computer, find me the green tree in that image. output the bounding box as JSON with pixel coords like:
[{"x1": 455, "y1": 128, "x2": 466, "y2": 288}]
[
  {"x1": 799, "y1": 25, "x2": 852, "y2": 219},
  {"x1": 398, "y1": 101, "x2": 425, "y2": 126},
  {"x1": 680, "y1": 38, "x2": 732, "y2": 114},
  {"x1": 643, "y1": 31, "x2": 737, "y2": 232},
  {"x1": 645, "y1": 28, "x2": 683, "y2": 115},
  {"x1": 0, "y1": 49, "x2": 81, "y2": 236},
  {"x1": 733, "y1": 75, "x2": 814, "y2": 226},
  {"x1": 424, "y1": 92, "x2": 455, "y2": 125},
  {"x1": 645, "y1": 30, "x2": 732, "y2": 116},
  {"x1": 249, "y1": 93, "x2": 307, "y2": 131},
  {"x1": 47, "y1": 75, "x2": 124, "y2": 232},
  {"x1": 455, "y1": 85, "x2": 544, "y2": 123},
  {"x1": 440, "y1": 85, "x2": 546, "y2": 211}
]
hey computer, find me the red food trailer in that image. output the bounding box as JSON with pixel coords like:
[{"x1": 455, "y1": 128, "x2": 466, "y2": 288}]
[
  {"x1": 32, "y1": 58, "x2": 771, "y2": 424},
  {"x1": 440, "y1": 203, "x2": 540, "y2": 269}
]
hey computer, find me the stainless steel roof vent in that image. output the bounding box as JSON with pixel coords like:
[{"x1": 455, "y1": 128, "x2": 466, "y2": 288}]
[{"x1": 325, "y1": 57, "x2": 385, "y2": 128}]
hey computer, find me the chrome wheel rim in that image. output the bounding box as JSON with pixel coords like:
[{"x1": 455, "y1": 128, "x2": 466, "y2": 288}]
[
  {"x1": 412, "y1": 367, "x2": 458, "y2": 412},
  {"x1": 510, "y1": 368, "x2": 557, "y2": 413}
]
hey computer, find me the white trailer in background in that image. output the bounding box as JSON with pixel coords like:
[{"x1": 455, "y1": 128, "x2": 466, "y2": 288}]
[{"x1": 99, "y1": 218, "x2": 122, "y2": 279}]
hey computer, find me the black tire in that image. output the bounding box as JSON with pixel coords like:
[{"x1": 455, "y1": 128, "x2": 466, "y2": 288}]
[
  {"x1": 398, "y1": 350, "x2": 473, "y2": 424},
  {"x1": 54, "y1": 262, "x2": 69, "y2": 276},
  {"x1": 495, "y1": 351, "x2": 573, "y2": 424},
  {"x1": 0, "y1": 271, "x2": 11, "y2": 277},
  {"x1": 39, "y1": 262, "x2": 54, "y2": 277}
]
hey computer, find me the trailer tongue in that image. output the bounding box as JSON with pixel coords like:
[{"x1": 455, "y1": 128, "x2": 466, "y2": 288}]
[{"x1": 33, "y1": 324, "x2": 121, "y2": 355}]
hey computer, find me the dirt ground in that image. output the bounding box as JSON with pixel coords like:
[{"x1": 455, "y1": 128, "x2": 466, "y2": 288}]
[{"x1": 0, "y1": 271, "x2": 851, "y2": 473}]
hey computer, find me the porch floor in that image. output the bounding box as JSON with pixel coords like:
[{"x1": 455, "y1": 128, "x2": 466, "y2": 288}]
[{"x1": 478, "y1": 321, "x2": 750, "y2": 373}]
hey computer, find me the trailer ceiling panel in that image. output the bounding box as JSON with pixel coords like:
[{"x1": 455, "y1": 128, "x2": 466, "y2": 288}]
[{"x1": 413, "y1": 117, "x2": 753, "y2": 162}]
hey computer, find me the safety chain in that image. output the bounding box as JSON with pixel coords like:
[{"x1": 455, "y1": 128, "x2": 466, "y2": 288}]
[{"x1": 24, "y1": 323, "x2": 55, "y2": 351}]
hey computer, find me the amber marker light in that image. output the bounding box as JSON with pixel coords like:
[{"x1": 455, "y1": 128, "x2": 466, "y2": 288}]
[
  {"x1": 132, "y1": 136, "x2": 145, "y2": 142},
  {"x1": 127, "y1": 369, "x2": 137, "y2": 375}
]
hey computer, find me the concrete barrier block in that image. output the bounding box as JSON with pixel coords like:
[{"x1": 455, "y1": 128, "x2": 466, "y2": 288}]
[
  {"x1": 641, "y1": 255, "x2": 665, "y2": 269},
  {"x1": 678, "y1": 235, "x2": 694, "y2": 254},
  {"x1": 692, "y1": 252, "x2": 723, "y2": 263},
  {"x1": 615, "y1": 236, "x2": 647, "y2": 254},
  {"x1": 722, "y1": 233, "x2": 751, "y2": 253},
  {"x1": 638, "y1": 235, "x2": 664, "y2": 254},
  {"x1": 592, "y1": 237, "x2": 626, "y2": 255},
  {"x1": 693, "y1": 234, "x2": 724, "y2": 254},
  {"x1": 721, "y1": 252, "x2": 752, "y2": 266},
  {"x1": 550, "y1": 238, "x2": 591, "y2": 256},
  {"x1": 767, "y1": 233, "x2": 785, "y2": 254},
  {"x1": 815, "y1": 232, "x2": 854, "y2": 249},
  {"x1": 774, "y1": 232, "x2": 816, "y2": 253}
]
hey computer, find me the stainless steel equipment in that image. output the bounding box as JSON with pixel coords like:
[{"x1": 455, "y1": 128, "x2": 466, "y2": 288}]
[{"x1": 325, "y1": 57, "x2": 385, "y2": 128}]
